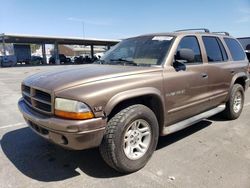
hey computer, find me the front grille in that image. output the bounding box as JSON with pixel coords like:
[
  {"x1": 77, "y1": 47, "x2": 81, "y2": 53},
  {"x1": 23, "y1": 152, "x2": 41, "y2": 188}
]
[{"x1": 22, "y1": 85, "x2": 52, "y2": 114}]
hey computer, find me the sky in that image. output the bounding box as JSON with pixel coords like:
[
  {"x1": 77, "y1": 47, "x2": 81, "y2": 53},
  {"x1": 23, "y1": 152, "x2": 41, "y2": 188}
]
[{"x1": 0, "y1": 0, "x2": 250, "y2": 39}]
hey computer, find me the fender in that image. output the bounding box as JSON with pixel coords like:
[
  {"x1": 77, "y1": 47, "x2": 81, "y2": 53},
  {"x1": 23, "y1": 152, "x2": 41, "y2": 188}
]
[{"x1": 105, "y1": 87, "x2": 165, "y2": 116}]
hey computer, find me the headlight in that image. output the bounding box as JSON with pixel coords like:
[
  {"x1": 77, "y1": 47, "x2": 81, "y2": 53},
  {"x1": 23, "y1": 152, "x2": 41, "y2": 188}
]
[{"x1": 55, "y1": 98, "x2": 94, "y2": 120}]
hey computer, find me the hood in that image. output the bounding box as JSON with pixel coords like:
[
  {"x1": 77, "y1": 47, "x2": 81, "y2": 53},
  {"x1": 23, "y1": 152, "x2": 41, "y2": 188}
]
[{"x1": 23, "y1": 64, "x2": 162, "y2": 92}]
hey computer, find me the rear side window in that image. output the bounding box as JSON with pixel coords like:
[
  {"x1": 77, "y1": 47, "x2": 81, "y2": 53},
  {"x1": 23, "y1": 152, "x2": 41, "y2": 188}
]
[
  {"x1": 224, "y1": 38, "x2": 246, "y2": 61},
  {"x1": 202, "y1": 36, "x2": 227, "y2": 62}
]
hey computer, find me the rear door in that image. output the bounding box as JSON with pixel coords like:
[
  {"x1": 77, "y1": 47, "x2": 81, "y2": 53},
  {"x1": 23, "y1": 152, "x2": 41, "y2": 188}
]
[{"x1": 201, "y1": 36, "x2": 232, "y2": 107}]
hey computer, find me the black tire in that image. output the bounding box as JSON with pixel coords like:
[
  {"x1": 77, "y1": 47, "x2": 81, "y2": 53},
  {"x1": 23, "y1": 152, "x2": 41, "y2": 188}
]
[
  {"x1": 222, "y1": 84, "x2": 244, "y2": 120},
  {"x1": 99, "y1": 104, "x2": 159, "y2": 173}
]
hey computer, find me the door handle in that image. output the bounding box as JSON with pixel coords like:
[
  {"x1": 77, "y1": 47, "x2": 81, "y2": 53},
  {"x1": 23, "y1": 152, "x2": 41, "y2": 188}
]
[
  {"x1": 231, "y1": 70, "x2": 235, "y2": 74},
  {"x1": 201, "y1": 73, "x2": 208, "y2": 78}
]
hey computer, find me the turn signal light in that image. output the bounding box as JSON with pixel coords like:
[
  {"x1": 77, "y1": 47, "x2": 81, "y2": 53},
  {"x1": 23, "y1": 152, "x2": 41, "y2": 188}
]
[{"x1": 55, "y1": 110, "x2": 94, "y2": 120}]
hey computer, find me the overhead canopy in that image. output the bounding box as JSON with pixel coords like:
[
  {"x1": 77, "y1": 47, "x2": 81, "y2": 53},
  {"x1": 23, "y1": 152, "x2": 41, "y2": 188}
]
[{"x1": 0, "y1": 33, "x2": 120, "y2": 46}]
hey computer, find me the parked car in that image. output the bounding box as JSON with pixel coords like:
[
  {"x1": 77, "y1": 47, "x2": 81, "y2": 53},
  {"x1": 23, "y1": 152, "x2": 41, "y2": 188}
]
[
  {"x1": 30, "y1": 56, "x2": 44, "y2": 65},
  {"x1": 73, "y1": 56, "x2": 85, "y2": 64},
  {"x1": 49, "y1": 54, "x2": 71, "y2": 64},
  {"x1": 0, "y1": 55, "x2": 17, "y2": 67},
  {"x1": 74, "y1": 55, "x2": 94, "y2": 64},
  {"x1": 247, "y1": 44, "x2": 250, "y2": 64},
  {"x1": 238, "y1": 37, "x2": 250, "y2": 61},
  {"x1": 18, "y1": 29, "x2": 249, "y2": 173}
]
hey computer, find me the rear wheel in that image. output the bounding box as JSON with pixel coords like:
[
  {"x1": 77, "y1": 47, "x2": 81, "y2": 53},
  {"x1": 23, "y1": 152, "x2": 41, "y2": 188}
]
[
  {"x1": 99, "y1": 104, "x2": 159, "y2": 173},
  {"x1": 223, "y1": 84, "x2": 244, "y2": 120}
]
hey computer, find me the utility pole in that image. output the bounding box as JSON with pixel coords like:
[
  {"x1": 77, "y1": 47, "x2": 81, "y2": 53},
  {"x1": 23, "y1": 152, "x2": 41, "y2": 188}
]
[
  {"x1": 82, "y1": 22, "x2": 85, "y2": 39},
  {"x1": 0, "y1": 34, "x2": 6, "y2": 67},
  {"x1": 2, "y1": 35, "x2": 6, "y2": 56}
]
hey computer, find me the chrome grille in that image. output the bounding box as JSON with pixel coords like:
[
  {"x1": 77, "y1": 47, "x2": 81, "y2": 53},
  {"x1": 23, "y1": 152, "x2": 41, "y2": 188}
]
[{"x1": 22, "y1": 85, "x2": 52, "y2": 114}]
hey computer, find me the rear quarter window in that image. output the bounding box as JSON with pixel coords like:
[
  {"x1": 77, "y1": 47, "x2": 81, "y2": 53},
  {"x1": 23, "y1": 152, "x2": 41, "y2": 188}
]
[{"x1": 224, "y1": 38, "x2": 246, "y2": 61}]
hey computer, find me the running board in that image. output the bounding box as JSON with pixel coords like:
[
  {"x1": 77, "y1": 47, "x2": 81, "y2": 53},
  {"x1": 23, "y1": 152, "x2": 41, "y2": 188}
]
[{"x1": 163, "y1": 104, "x2": 226, "y2": 135}]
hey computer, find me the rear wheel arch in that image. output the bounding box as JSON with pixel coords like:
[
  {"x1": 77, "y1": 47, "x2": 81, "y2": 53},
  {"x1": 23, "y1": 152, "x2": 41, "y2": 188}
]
[
  {"x1": 231, "y1": 73, "x2": 248, "y2": 91},
  {"x1": 225, "y1": 74, "x2": 247, "y2": 103},
  {"x1": 234, "y1": 76, "x2": 247, "y2": 90}
]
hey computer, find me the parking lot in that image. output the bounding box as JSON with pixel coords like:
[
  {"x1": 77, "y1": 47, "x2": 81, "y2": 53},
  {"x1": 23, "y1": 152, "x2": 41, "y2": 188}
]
[{"x1": 0, "y1": 65, "x2": 250, "y2": 188}]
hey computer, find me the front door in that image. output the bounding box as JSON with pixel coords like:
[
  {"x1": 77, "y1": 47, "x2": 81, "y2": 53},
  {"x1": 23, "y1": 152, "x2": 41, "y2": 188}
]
[{"x1": 164, "y1": 36, "x2": 209, "y2": 126}]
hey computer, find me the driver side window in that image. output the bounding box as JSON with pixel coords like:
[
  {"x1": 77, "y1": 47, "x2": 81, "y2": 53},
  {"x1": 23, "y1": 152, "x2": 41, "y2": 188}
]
[{"x1": 177, "y1": 36, "x2": 202, "y2": 64}]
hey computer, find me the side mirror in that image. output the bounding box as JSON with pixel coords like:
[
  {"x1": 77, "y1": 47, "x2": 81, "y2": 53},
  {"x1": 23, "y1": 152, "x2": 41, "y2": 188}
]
[
  {"x1": 173, "y1": 61, "x2": 186, "y2": 71},
  {"x1": 175, "y1": 48, "x2": 195, "y2": 62}
]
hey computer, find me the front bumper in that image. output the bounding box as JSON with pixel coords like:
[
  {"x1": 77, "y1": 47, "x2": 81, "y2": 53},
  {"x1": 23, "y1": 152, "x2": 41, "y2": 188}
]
[{"x1": 18, "y1": 98, "x2": 106, "y2": 150}]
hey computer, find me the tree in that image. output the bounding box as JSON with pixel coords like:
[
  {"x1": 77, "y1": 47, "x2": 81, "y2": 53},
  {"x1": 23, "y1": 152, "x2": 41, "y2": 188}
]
[{"x1": 30, "y1": 44, "x2": 40, "y2": 53}]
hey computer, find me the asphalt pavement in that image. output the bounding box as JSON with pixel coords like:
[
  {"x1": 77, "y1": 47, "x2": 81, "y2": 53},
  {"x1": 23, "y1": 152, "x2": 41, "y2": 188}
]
[{"x1": 0, "y1": 65, "x2": 249, "y2": 188}]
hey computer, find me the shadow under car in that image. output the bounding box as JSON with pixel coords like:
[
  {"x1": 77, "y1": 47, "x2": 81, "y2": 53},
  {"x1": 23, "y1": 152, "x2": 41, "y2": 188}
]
[{"x1": 1, "y1": 119, "x2": 212, "y2": 181}]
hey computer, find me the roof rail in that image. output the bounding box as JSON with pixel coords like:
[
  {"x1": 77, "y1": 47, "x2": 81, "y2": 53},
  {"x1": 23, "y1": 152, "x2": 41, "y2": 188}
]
[
  {"x1": 212, "y1": 32, "x2": 230, "y2": 36},
  {"x1": 175, "y1": 28, "x2": 210, "y2": 33}
]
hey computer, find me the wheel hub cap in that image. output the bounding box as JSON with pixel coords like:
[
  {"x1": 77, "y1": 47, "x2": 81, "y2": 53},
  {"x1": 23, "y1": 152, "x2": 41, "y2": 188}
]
[
  {"x1": 233, "y1": 91, "x2": 242, "y2": 113},
  {"x1": 129, "y1": 130, "x2": 142, "y2": 146},
  {"x1": 123, "y1": 119, "x2": 151, "y2": 160}
]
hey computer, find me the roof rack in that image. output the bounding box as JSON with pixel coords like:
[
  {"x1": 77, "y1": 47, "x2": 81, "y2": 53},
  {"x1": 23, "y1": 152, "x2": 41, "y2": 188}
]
[
  {"x1": 175, "y1": 28, "x2": 210, "y2": 33},
  {"x1": 212, "y1": 32, "x2": 230, "y2": 36}
]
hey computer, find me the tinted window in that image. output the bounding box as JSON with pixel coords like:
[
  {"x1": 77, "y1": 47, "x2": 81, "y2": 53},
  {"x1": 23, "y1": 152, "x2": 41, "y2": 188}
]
[
  {"x1": 202, "y1": 36, "x2": 224, "y2": 62},
  {"x1": 224, "y1": 38, "x2": 246, "y2": 61},
  {"x1": 217, "y1": 38, "x2": 228, "y2": 61},
  {"x1": 177, "y1": 36, "x2": 202, "y2": 63}
]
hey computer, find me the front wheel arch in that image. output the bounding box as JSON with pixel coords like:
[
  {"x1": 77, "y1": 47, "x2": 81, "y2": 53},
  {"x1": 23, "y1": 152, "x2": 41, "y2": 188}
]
[{"x1": 105, "y1": 90, "x2": 165, "y2": 134}]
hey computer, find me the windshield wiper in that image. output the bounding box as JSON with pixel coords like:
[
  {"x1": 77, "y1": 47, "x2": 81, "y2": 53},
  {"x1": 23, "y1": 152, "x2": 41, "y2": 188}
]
[{"x1": 110, "y1": 58, "x2": 138, "y2": 66}]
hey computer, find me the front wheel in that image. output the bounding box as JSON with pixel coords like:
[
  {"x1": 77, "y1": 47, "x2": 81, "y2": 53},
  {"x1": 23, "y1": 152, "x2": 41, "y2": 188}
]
[
  {"x1": 222, "y1": 84, "x2": 244, "y2": 120},
  {"x1": 99, "y1": 104, "x2": 159, "y2": 173}
]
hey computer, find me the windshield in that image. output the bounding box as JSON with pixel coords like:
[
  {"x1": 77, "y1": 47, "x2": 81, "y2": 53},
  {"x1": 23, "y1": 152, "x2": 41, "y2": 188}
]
[{"x1": 98, "y1": 35, "x2": 174, "y2": 66}]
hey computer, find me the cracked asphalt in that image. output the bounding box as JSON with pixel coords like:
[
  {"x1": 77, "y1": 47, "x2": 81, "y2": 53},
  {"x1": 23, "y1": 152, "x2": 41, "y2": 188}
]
[{"x1": 0, "y1": 65, "x2": 249, "y2": 188}]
